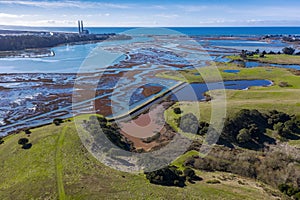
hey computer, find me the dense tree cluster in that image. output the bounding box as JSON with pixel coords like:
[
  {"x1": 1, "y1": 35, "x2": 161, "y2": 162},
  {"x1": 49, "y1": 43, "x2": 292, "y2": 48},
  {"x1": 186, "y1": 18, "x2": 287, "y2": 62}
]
[
  {"x1": 145, "y1": 166, "x2": 200, "y2": 187},
  {"x1": 84, "y1": 115, "x2": 133, "y2": 151},
  {"x1": 185, "y1": 144, "x2": 300, "y2": 192},
  {"x1": 0, "y1": 33, "x2": 116, "y2": 51},
  {"x1": 282, "y1": 47, "x2": 296, "y2": 55},
  {"x1": 18, "y1": 138, "x2": 32, "y2": 149},
  {"x1": 221, "y1": 109, "x2": 300, "y2": 148},
  {"x1": 239, "y1": 47, "x2": 298, "y2": 59},
  {"x1": 278, "y1": 183, "x2": 300, "y2": 199}
]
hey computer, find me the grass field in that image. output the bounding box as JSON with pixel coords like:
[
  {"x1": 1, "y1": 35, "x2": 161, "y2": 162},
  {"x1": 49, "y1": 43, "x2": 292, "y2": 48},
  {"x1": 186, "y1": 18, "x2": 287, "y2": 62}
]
[
  {"x1": 161, "y1": 65, "x2": 300, "y2": 145},
  {"x1": 227, "y1": 54, "x2": 300, "y2": 65},
  {"x1": 0, "y1": 119, "x2": 282, "y2": 199}
]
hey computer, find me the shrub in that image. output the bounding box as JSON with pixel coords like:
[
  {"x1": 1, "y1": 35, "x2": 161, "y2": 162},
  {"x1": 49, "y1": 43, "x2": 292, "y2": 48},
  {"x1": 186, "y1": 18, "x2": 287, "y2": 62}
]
[
  {"x1": 206, "y1": 179, "x2": 221, "y2": 184},
  {"x1": 282, "y1": 47, "x2": 295, "y2": 55},
  {"x1": 18, "y1": 138, "x2": 29, "y2": 145},
  {"x1": 145, "y1": 166, "x2": 186, "y2": 187},
  {"x1": 173, "y1": 107, "x2": 182, "y2": 114},
  {"x1": 237, "y1": 128, "x2": 251, "y2": 143},
  {"x1": 24, "y1": 129, "x2": 31, "y2": 134},
  {"x1": 179, "y1": 113, "x2": 199, "y2": 134},
  {"x1": 183, "y1": 168, "x2": 196, "y2": 178},
  {"x1": 53, "y1": 118, "x2": 63, "y2": 126},
  {"x1": 278, "y1": 82, "x2": 290, "y2": 87},
  {"x1": 22, "y1": 143, "x2": 32, "y2": 149}
]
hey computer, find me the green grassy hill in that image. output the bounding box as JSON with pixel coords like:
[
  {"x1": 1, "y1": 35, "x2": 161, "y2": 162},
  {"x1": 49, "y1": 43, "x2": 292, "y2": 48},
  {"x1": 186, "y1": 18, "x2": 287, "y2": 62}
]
[{"x1": 0, "y1": 120, "x2": 282, "y2": 200}]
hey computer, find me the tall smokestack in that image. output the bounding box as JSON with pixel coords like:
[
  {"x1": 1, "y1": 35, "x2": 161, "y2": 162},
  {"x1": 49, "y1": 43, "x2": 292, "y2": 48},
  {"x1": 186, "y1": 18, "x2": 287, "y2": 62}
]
[
  {"x1": 81, "y1": 20, "x2": 84, "y2": 33},
  {"x1": 78, "y1": 20, "x2": 81, "y2": 33}
]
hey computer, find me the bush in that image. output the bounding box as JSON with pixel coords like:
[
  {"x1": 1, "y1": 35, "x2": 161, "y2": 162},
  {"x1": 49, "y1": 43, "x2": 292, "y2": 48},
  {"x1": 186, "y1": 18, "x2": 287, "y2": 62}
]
[
  {"x1": 145, "y1": 166, "x2": 186, "y2": 187},
  {"x1": 206, "y1": 179, "x2": 221, "y2": 184},
  {"x1": 179, "y1": 113, "x2": 199, "y2": 134},
  {"x1": 183, "y1": 168, "x2": 196, "y2": 178},
  {"x1": 173, "y1": 107, "x2": 182, "y2": 114},
  {"x1": 237, "y1": 128, "x2": 251, "y2": 143},
  {"x1": 22, "y1": 143, "x2": 32, "y2": 149},
  {"x1": 18, "y1": 138, "x2": 29, "y2": 145},
  {"x1": 24, "y1": 129, "x2": 31, "y2": 134},
  {"x1": 278, "y1": 82, "x2": 291, "y2": 87},
  {"x1": 53, "y1": 118, "x2": 63, "y2": 126},
  {"x1": 282, "y1": 47, "x2": 295, "y2": 55},
  {"x1": 0, "y1": 139, "x2": 4, "y2": 145}
]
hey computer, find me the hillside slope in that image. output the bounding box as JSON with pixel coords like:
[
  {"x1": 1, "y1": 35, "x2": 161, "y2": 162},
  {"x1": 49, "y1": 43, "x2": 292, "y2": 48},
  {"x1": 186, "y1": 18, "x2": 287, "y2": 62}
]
[{"x1": 0, "y1": 119, "x2": 285, "y2": 199}]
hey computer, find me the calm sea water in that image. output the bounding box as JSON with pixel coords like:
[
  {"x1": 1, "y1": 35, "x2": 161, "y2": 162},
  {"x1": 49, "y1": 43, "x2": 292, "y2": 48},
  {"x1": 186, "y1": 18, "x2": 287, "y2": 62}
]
[{"x1": 4, "y1": 26, "x2": 300, "y2": 36}]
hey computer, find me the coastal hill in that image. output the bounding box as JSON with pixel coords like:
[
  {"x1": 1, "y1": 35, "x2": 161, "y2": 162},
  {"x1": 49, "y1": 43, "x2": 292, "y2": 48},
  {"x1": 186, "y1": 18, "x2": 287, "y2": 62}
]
[
  {"x1": 0, "y1": 119, "x2": 281, "y2": 200},
  {"x1": 0, "y1": 30, "x2": 131, "y2": 51}
]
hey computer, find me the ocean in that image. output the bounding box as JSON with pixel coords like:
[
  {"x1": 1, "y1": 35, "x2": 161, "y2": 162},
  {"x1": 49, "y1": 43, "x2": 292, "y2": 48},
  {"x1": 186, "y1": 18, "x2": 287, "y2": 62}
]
[{"x1": 2, "y1": 26, "x2": 300, "y2": 36}]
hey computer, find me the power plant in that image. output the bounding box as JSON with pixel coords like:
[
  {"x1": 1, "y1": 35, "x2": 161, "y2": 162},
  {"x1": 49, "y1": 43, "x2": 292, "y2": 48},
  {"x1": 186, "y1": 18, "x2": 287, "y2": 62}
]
[{"x1": 78, "y1": 20, "x2": 89, "y2": 35}]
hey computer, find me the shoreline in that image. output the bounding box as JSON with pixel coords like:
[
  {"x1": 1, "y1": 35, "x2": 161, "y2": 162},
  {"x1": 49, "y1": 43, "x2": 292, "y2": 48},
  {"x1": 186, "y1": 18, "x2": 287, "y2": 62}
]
[{"x1": 0, "y1": 29, "x2": 131, "y2": 57}]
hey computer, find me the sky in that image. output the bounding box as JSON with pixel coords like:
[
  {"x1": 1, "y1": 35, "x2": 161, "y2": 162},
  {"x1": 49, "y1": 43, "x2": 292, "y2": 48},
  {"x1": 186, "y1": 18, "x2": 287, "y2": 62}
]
[{"x1": 0, "y1": 0, "x2": 300, "y2": 27}]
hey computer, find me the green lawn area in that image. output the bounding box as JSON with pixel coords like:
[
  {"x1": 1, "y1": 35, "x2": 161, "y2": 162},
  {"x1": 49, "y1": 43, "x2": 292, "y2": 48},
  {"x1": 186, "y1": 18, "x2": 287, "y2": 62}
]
[
  {"x1": 0, "y1": 118, "x2": 281, "y2": 200},
  {"x1": 227, "y1": 54, "x2": 300, "y2": 65},
  {"x1": 161, "y1": 66, "x2": 300, "y2": 137}
]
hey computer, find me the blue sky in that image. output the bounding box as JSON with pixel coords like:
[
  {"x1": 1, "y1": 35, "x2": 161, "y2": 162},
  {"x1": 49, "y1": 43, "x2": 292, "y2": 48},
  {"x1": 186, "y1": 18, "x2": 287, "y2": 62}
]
[{"x1": 0, "y1": 0, "x2": 300, "y2": 27}]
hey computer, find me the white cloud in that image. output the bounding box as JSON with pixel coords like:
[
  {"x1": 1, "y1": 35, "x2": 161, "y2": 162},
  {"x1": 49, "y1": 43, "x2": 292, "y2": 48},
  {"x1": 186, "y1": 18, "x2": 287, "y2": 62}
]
[
  {"x1": 0, "y1": 0, "x2": 131, "y2": 9},
  {"x1": 155, "y1": 14, "x2": 179, "y2": 19},
  {"x1": 0, "y1": 13, "x2": 24, "y2": 18}
]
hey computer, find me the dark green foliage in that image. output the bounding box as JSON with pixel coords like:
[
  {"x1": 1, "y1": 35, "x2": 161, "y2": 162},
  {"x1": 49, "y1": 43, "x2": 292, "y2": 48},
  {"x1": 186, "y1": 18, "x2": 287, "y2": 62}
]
[
  {"x1": 278, "y1": 183, "x2": 300, "y2": 198},
  {"x1": 173, "y1": 107, "x2": 182, "y2": 114},
  {"x1": 267, "y1": 110, "x2": 291, "y2": 126},
  {"x1": 0, "y1": 138, "x2": 4, "y2": 145},
  {"x1": 206, "y1": 179, "x2": 221, "y2": 184},
  {"x1": 85, "y1": 115, "x2": 133, "y2": 151},
  {"x1": 282, "y1": 47, "x2": 296, "y2": 55},
  {"x1": 145, "y1": 166, "x2": 186, "y2": 187},
  {"x1": 222, "y1": 109, "x2": 268, "y2": 145},
  {"x1": 237, "y1": 128, "x2": 251, "y2": 144},
  {"x1": 198, "y1": 121, "x2": 209, "y2": 135},
  {"x1": 179, "y1": 113, "x2": 199, "y2": 134},
  {"x1": 22, "y1": 143, "x2": 32, "y2": 150},
  {"x1": 221, "y1": 109, "x2": 300, "y2": 148},
  {"x1": 239, "y1": 50, "x2": 247, "y2": 59},
  {"x1": 185, "y1": 144, "x2": 300, "y2": 192},
  {"x1": 18, "y1": 138, "x2": 29, "y2": 145},
  {"x1": 24, "y1": 129, "x2": 31, "y2": 135},
  {"x1": 53, "y1": 118, "x2": 63, "y2": 126},
  {"x1": 0, "y1": 33, "x2": 114, "y2": 51},
  {"x1": 294, "y1": 192, "x2": 300, "y2": 200},
  {"x1": 18, "y1": 138, "x2": 32, "y2": 149}
]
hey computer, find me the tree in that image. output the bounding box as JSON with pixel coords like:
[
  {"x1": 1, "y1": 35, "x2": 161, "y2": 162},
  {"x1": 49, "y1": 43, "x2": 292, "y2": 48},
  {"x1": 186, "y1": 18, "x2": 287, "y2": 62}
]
[
  {"x1": 173, "y1": 107, "x2": 182, "y2": 114},
  {"x1": 179, "y1": 113, "x2": 199, "y2": 134},
  {"x1": 53, "y1": 118, "x2": 63, "y2": 126},
  {"x1": 240, "y1": 50, "x2": 247, "y2": 59},
  {"x1": 145, "y1": 166, "x2": 186, "y2": 187},
  {"x1": 18, "y1": 138, "x2": 29, "y2": 145},
  {"x1": 237, "y1": 128, "x2": 251, "y2": 143},
  {"x1": 282, "y1": 47, "x2": 295, "y2": 55}
]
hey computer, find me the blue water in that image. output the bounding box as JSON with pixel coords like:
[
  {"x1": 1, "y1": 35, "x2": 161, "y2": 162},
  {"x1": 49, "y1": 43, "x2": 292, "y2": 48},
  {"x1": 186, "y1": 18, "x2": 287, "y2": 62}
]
[
  {"x1": 172, "y1": 80, "x2": 272, "y2": 101},
  {"x1": 223, "y1": 70, "x2": 240, "y2": 74},
  {"x1": 233, "y1": 60, "x2": 300, "y2": 70},
  {"x1": 4, "y1": 26, "x2": 300, "y2": 36}
]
